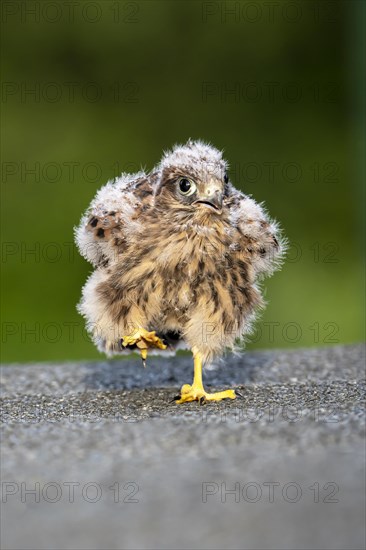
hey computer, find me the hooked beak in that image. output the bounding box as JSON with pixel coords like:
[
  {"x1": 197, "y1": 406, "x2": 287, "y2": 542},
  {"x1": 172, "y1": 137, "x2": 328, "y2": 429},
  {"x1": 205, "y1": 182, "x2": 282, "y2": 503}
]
[{"x1": 193, "y1": 191, "x2": 222, "y2": 212}]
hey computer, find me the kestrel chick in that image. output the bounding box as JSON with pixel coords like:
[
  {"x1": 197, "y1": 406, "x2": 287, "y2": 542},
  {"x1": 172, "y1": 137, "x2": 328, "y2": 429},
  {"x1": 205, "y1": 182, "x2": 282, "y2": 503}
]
[{"x1": 75, "y1": 140, "x2": 285, "y2": 404}]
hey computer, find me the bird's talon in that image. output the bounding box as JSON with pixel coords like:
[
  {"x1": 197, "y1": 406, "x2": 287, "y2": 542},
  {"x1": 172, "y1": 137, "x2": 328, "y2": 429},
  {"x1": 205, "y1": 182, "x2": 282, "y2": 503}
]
[
  {"x1": 121, "y1": 327, "x2": 167, "y2": 366},
  {"x1": 140, "y1": 347, "x2": 147, "y2": 368},
  {"x1": 174, "y1": 384, "x2": 237, "y2": 404}
]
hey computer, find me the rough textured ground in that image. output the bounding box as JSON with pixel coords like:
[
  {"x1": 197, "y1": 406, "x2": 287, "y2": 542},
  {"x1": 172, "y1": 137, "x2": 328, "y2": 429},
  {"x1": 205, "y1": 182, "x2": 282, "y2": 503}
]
[{"x1": 1, "y1": 344, "x2": 365, "y2": 550}]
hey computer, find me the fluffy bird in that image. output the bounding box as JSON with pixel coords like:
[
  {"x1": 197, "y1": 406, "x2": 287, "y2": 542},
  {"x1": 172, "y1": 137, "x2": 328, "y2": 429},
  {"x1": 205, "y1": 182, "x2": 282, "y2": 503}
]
[{"x1": 75, "y1": 140, "x2": 284, "y2": 404}]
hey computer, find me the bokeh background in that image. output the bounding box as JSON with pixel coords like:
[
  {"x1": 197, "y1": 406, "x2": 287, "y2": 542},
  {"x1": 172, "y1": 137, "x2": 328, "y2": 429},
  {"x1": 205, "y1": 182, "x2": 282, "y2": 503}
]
[{"x1": 1, "y1": 0, "x2": 364, "y2": 362}]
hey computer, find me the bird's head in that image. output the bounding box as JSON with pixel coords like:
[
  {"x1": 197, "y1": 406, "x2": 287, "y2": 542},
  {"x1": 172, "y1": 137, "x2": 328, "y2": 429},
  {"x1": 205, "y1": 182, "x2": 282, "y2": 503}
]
[{"x1": 154, "y1": 140, "x2": 229, "y2": 217}]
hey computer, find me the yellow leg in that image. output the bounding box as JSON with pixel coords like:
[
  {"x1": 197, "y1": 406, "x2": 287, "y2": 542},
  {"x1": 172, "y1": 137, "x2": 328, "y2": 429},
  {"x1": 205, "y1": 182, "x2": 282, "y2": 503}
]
[
  {"x1": 121, "y1": 327, "x2": 166, "y2": 366},
  {"x1": 175, "y1": 352, "x2": 237, "y2": 404}
]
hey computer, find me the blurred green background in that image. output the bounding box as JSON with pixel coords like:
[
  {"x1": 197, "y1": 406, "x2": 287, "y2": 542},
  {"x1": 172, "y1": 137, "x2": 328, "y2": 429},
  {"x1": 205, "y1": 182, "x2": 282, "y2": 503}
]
[{"x1": 1, "y1": 0, "x2": 364, "y2": 362}]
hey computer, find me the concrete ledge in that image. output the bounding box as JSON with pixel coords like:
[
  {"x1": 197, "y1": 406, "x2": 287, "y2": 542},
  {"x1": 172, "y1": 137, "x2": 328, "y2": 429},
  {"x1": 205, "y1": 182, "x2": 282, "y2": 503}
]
[
  {"x1": 2, "y1": 343, "x2": 364, "y2": 394},
  {"x1": 1, "y1": 344, "x2": 365, "y2": 550}
]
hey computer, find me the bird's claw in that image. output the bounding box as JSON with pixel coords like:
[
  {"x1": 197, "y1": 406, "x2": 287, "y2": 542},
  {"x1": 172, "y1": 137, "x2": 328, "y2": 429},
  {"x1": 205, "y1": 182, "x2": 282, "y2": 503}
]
[
  {"x1": 121, "y1": 327, "x2": 167, "y2": 367},
  {"x1": 173, "y1": 384, "x2": 237, "y2": 404}
]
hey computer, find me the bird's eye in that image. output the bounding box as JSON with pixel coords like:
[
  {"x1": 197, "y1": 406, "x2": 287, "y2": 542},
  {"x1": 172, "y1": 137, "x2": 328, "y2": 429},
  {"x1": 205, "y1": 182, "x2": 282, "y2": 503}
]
[
  {"x1": 224, "y1": 172, "x2": 229, "y2": 184},
  {"x1": 178, "y1": 177, "x2": 196, "y2": 196}
]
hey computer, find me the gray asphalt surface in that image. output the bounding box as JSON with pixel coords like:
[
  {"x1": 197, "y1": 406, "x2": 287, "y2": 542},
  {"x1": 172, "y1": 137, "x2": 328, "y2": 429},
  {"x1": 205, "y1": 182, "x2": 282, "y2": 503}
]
[{"x1": 1, "y1": 344, "x2": 365, "y2": 550}]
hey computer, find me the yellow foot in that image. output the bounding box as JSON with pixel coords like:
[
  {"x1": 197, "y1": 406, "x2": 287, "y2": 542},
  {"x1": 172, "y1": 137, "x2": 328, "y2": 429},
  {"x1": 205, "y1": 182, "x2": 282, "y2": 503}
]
[
  {"x1": 174, "y1": 384, "x2": 238, "y2": 405},
  {"x1": 121, "y1": 328, "x2": 167, "y2": 366}
]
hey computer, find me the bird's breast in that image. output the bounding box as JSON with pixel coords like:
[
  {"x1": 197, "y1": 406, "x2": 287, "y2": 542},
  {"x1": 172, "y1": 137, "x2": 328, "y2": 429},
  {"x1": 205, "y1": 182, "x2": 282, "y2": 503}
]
[{"x1": 112, "y1": 222, "x2": 257, "y2": 332}]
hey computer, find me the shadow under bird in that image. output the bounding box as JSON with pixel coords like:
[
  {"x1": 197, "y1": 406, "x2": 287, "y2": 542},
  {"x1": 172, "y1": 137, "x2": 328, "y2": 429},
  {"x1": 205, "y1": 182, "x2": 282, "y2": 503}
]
[{"x1": 75, "y1": 140, "x2": 285, "y2": 404}]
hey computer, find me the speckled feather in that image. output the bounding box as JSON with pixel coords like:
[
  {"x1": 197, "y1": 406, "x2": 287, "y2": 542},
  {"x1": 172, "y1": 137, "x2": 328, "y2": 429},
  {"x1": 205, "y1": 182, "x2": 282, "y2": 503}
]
[{"x1": 75, "y1": 140, "x2": 285, "y2": 364}]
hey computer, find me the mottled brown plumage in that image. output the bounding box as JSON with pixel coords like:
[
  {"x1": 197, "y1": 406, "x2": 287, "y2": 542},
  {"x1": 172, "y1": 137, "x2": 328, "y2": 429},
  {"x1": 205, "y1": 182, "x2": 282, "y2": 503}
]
[{"x1": 75, "y1": 140, "x2": 285, "y2": 402}]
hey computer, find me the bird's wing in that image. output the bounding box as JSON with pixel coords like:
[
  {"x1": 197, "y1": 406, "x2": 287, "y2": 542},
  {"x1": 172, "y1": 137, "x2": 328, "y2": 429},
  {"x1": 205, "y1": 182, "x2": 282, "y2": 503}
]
[
  {"x1": 225, "y1": 185, "x2": 286, "y2": 277},
  {"x1": 75, "y1": 172, "x2": 155, "y2": 267}
]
